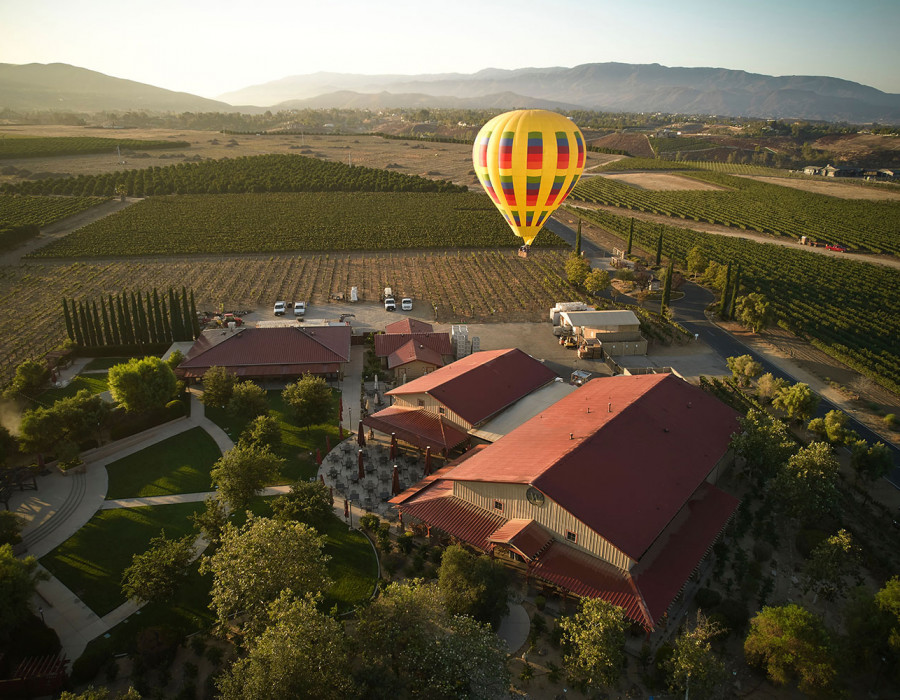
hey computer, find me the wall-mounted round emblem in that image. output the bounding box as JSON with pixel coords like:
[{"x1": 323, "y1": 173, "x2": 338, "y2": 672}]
[{"x1": 526, "y1": 487, "x2": 545, "y2": 507}]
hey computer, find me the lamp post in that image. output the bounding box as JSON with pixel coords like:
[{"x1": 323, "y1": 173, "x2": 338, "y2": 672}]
[
  {"x1": 347, "y1": 500, "x2": 353, "y2": 530},
  {"x1": 348, "y1": 406, "x2": 352, "y2": 432}
]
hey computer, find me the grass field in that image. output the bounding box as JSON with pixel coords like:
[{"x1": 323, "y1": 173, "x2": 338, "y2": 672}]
[
  {"x1": 105, "y1": 427, "x2": 222, "y2": 499},
  {"x1": 40, "y1": 502, "x2": 204, "y2": 617},
  {"x1": 205, "y1": 389, "x2": 341, "y2": 484},
  {"x1": 39, "y1": 374, "x2": 109, "y2": 403}
]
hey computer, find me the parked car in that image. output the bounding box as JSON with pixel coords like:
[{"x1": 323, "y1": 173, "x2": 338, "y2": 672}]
[
  {"x1": 274, "y1": 301, "x2": 286, "y2": 316},
  {"x1": 401, "y1": 298, "x2": 413, "y2": 311},
  {"x1": 384, "y1": 296, "x2": 396, "y2": 312},
  {"x1": 294, "y1": 301, "x2": 306, "y2": 316}
]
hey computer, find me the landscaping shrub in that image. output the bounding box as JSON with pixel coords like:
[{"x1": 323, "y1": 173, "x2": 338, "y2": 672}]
[
  {"x1": 796, "y1": 528, "x2": 828, "y2": 558},
  {"x1": 710, "y1": 598, "x2": 748, "y2": 634},
  {"x1": 695, "y1": 587, "x2": 722, "y2": 610},
  {"x1": 166, "y1": 399, "x2": 186, "y2": 418},
  {"x1": 71, "y1": 646, "x2": 112, "y2": 685},
  {"x1": 396, "y1": 531, "x2": 413, "y2": 555},
  {"x1": 358, "y1": 514, "x2": 379, "y2": 532}
]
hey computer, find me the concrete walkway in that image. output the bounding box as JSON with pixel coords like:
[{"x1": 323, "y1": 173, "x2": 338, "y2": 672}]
[
  {"x1": 10, "y1": 375, "x2": 238, "y2": 663},
  {"x1": 497, "y1": 602, "x2": 531, "y2": 655},
  {"x1": 340, "y1": 344, "x2": 365, "y2": 431}
]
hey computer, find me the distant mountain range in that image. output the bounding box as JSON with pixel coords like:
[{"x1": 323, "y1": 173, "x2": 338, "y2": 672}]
[{"x1": 2, "y1": 62, "x2": 900, "y2": 123}]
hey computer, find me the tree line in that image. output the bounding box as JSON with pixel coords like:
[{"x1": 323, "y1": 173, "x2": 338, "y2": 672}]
[{"x1": 62, "y1": 287, "x2": 200, "y2": 349}]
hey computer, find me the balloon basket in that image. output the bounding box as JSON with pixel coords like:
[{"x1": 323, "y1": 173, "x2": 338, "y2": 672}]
[{"x1": 517, "y1": 245, "x2": 530, "y2": 258}]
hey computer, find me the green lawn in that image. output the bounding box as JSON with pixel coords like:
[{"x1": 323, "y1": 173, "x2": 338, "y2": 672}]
[
  {"x1": 205, "y1": 388, "x2": 341, "y2": 483},
  {"x1": 83, "y1": 357, "x2": 135, "y2": 372},
  {"x1": 40, "y1": 502, "x2": 204, "y2": 617},
  {"x1": 105, "y1": 427, "x2": 221, "y2": 499},
  {"x1": 39, "y1": 375, "x2": 109, "y2": 403}
]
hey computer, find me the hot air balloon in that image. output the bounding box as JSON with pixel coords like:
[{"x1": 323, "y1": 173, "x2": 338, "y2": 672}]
[{"x1": 473, "y1": 109, "x2": 585, "y2": 252}]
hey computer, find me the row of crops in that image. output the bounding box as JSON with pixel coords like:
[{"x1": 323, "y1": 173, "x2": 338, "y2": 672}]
[
  {"x1": 1, "y1": 153, "x2": 467, "y2": 197},
  {"x1": 0, "y1": 194, "x2": 108, "y2": 227},
  {"x1": 573, "y1": 170, "x2": 900, "y2": 256},
  {"x1": 573, "y1": 207, "x2": 900, "y2": 394},
  {"x1": 0, "y1": 136, "x2": 190, "y2": 159},
  {"x1": 592, "y1": 157, "x2": 785, "y2": 175},
  {"x1": 0, "y1": 250, "x2": 584, "y2": 384},
  {"x1": 27, "y1": 192, "x2": 564, "y2": 257}
]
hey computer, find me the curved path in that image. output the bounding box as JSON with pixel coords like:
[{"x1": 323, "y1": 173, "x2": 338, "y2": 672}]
[{"x1": 12, "y1": 347, "x2": 368, "y2": 663}]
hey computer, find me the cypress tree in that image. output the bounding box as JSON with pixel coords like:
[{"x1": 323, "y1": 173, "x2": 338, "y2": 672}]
[
  {"x1": 719, "y1": 262, "x2": 733, "y2": 318},
  {"x1": 161, "y1": 293, "x2": 173, "y2": 343},
  {"x1": 107, "y1": 294, "x2": 121, "y2": 345},
  {"x1": 91, "y1": 301, "x2": 106, "y2": 346},
  {"x1": 626, "y1": 218, "x2": 634, "y2": 255},
  {"x1": 120, "y1": 293, "x2": 134, "y2": 345},
  {"x1": 727, "y1": 264, "x2": 741, "y2": 320},
  {"x1": 70, "y1": 299, "x2": 85, "y2": 346},
  {"x1": 575, "y1": 220, "x2": 582, "y2": 257},
  {"x1": 79, "y1": 302, "x2": 97, "y2": 347},
  {"x1": 62, "y1": 299, "x2": 75, "y2": 343},
  {"x1": 130, "y1": 292, "x2": 145, "y2": 345},
  {"x1": 136, "y1": 293, "x2": 151, "y2": 345},
  {"x1": 655, "y1": 230, "x2": 663, "y2": 267},
  {"x1": 181, "y1": 287, "x2": 193, "y2": 341},
  {"x1": 661, "y1": 260, "x2": 674, "y2": 314},
  {"x1": 189, "y1": 290, "x2": 200, "y2": 338},
  {"x1": 150, "y1": 290, "x2": 163, "y2": 343},
  {"x1": 168, "y1": 288, "x2": 183, "y2": 341},
  {"x1": 99, "y1": 298, "x2": 113, "y2": 346}
]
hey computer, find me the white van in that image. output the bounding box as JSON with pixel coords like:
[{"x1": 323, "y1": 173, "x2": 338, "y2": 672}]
[{"x1": 384, "y1": 296, "x2": 396, "y2": 312}]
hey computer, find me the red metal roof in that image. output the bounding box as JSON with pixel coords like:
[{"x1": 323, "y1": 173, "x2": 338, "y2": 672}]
[
  {"x1": 396, "y1": 487, "x2": 507, "y2": 552},
  {"x1": 363, "y1": 405, "x2": 470, "y2": 451},
  {"x1": 528, "y1": 542, "x2": 651, "y2": 627},
  {"x1": 179, "y1": 327, "x2": 351, "y2": 376},
  {"x1": 385, "y1": 318, "x2": 434, "y2": 334},
  {"x1": 375, "y1": 332, "x2": 452, "y2": 358},
  {"x1": 488, "y1": 519, "x2": 553, "y2": 560},
  {"x1": 446, "y1": 374, "x2": 740, "y2": 560},
  {"x1": 633, "y1": 481, "x2": 738, "y2": 625},
  {"x1": 387, "y1": 339, "x2": 445, "y2": 370},
  {"x1": 387, "y1": 348, "x2": 558, "y2": 425}
]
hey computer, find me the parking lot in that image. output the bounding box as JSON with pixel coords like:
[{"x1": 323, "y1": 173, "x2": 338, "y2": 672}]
[{"x1": 236, "y1": 300, "x2": 728, "y2": 383}]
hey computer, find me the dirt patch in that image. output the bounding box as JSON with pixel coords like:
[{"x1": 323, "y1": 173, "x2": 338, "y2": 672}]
[
  {"x1": 597, "y1": 171, "x2": 726, "y2": 191},
  {"x1": 738, "y1": 175, "x2": 900, "y2": 201}
]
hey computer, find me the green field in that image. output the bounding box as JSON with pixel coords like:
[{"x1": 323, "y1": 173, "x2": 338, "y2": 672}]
[
  {"x1": 39, "y1": 374, "x2": 109, "y2": 403},
  {"x1": 573, "y1": 169, "x2": 900, "y2": 256},
  {"x1": 0, "y1": 194, "x2": 107, "y2": 228},
  {"x1": 574, "y1": 206, "x2": 900, "y2": 393},
  {"x1": 27, "y1": 191, "x2": 565, "y2": 257},
  {"x1": 105, "y1": 427, "x2": 222, "y2": 499},
  {"x1": 40, "y1": 502, "x2": 204, "y2": 616},
  {"x1": 0, "y1": 136, "x2": 190, "y2": 160}
]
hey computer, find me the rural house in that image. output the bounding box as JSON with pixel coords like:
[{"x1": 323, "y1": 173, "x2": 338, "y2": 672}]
[
  {"x1": 176, "y1": 325, "x2": 351, "y2": 381},
  {"x1": 374, "y1": 319, "x2": 453, "y2": 381},
  {"x1": 391, "y1": 373, "x2": 740, "y2": 631},
  {"x1": 363, "y1": 348, "x2": 557, "y2": 453}
]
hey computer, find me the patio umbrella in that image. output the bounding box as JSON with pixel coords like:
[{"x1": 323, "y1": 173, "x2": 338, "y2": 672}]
[
  {"x1": 358, "y1": 449, "x2": 365, "y2": 481},
  {"x1": 316, "y1": 448, "x2": 322, "y2": 466},
  {"x1": 329, "y1": 486, "x2": 333, "y2": 500},
  {"x1": 339, "y1": 422, "x2": 344, "y2": 440},
  {"x1": 344, "y1": 498, "x2": 349, "y2": 518},
  {"x1": 424, "y1": 446, "x2": 432, "y2": 476},
  {"x1": 357, "y1": 420, "x2": 366, "y2": 447},
  {"x1": 391, "y1": 464, "x2": 401, "y2": 496},
  {"x1": 390, "y1": 433, "x2": 397, "y2": 459},
  {"x1": 319, "y1": 473, "x2": 325, "y2": 485},
  {"x1": 339, "y1": 396, "x2": 343, "y2": 416},
  {"x1": 326, "y1": 435, "x2": 331, "y2": 452},
  {"x1": 398, "y1": 511, "x2": 404, "y2": 531}
]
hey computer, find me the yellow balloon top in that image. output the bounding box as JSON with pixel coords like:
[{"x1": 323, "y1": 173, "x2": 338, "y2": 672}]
[{"x1": 473, "y1": 109, "x2": 585, "y2": 246}]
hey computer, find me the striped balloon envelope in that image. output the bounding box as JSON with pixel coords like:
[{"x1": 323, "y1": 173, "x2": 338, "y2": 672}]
[{"x1": 473, "y1": 109, "x2": 585, "y2": 247}]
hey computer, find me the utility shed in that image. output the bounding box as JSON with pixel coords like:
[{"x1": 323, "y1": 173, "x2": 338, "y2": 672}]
[{"x1": 559, "y1": 310, "x2": 647, "y2": 356}]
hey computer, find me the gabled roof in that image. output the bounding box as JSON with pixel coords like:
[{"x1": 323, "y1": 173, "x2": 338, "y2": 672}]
[
  {"x1": 387, "y1": 348, "x2": 558, "y2": 425},
  {"x1": 363, "y1": 405, "x2": 470, "y2": 452},
  {"x1": 445, "y1": 374, "x2": 740, "y2": 560},
  {"x1": 385, "y1": 318, "x2": 434, "y2": 334},
  {"x1": 178, "y1": 326, "x2": 351, "y2": 376},
  {"x1": 387, "y1": 339, "x2": 445, "y2": 370},
  {"x1": 375, "y1": 332, "x2": 452, "y2": 358},
  {"x1": 488, "y1": 519, "x2": 554, "y2": 560}
]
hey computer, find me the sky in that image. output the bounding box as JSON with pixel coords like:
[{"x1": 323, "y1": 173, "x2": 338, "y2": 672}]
[{"x1": 1, "y1": 0, "x2": 898, "y2": 99}]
